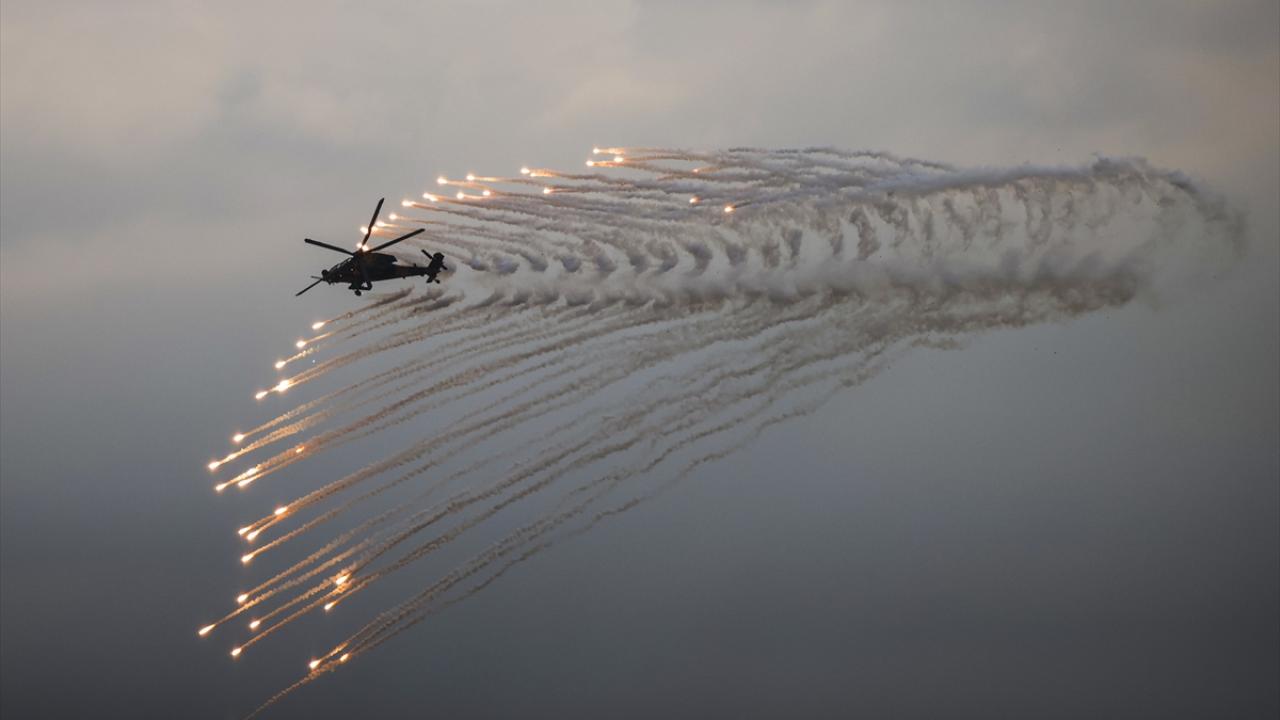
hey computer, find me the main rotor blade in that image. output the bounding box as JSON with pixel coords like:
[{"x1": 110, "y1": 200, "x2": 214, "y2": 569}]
[
  {"x1": 295, "y1": 278, "x2": 324, "y2": 296},
  {"x1": 305, "y1": 238, "x2": 356, "y2": 255},
  {"x1": 367, "y1": 227, "x2": 425, "y2": 253},
  {"x1": 361, "y1": 198, "x2": 385, "y2": 247}
]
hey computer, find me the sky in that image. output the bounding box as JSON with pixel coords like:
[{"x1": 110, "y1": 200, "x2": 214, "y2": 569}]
[{"x1": 1, "y1": 1, "x2": 1277, "y2": 718}]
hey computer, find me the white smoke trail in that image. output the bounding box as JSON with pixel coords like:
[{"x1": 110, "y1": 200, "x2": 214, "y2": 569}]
[{"x1": 202, "y1": 147, "x2": 1241, "y2": 717}]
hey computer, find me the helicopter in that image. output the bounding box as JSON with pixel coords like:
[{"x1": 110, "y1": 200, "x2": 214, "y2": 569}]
[{"x1": 296, "y1": 198, "x2": 448, "y2": 297}]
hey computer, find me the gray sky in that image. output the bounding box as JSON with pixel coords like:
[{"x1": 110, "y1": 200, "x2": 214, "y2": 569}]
[{"x1": 2, "y1": 1, "x2": 1277, "y2": 718}]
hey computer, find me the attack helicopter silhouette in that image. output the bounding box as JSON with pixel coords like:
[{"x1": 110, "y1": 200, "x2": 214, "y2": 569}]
[{"x1": 296, "y1": 198, "x2": 447, "y2": 297}]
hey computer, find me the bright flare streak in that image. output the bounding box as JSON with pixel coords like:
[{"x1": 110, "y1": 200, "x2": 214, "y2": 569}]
[
  {"x1": 340, "y1": 653, "x2": 350, "y2": 663},
  {"x1": 236, "y1": 468, "x2": 259, "y2": 488},
  {"x1": 323, "y1": 602, "x2": 335, "y2": 612},
  {"x1": 482, "y1": 189, "x2": 491, "y2": 197},
  {"x1": 376, "y1": 221, "x2": 388, "y2": 227},
  {"x1": 724, "y1": 205, "x2": 735, "y2": 214},
  {"x1": 334, "y1": 574, "x2": 349, "y2": 585},
  {"x1": 231, "y1": 647, "x2": 242, "y2": 658},
  {"x1": 311, "y1": 320, "x2": 326, "y2": 330},
  {"x1": 437, "y1": 176, "x2": 448, "y2": 185},
  {"x1": 237, "y1": 527, "x2": 250, "y2": 536},
  {"x1": 520, "y1": 166, "x2": 530, "y2": 175},
  {"x1": 359, "y1": 226, "x2": 368, "y2": 235},
  {"x1": 592, "y1": 147, "x2": 602, "y2": 154},
  {"x1": 585, "y1": 160, "x2": 595, "y2": 167},
  {"x1": 236, "y1": 593, "x2": 249, "y2": 604},
  {"x1": 198, "y1": 625, "x2": 214, "y2": 637},
  {"x1": 274, "y1": 379, "x2": 291, "y2": 393},
  {"x1": 249, "y1": 620, "x2": 261, "y2": 630},
  {"x1": 466, "y1": 173, "x2": 475, "y2": 181},
  {"x1": 208, "y1": 461, "x2": 220, "y2": 471},
  {"x1": 246, "y1": 530, "x2": 260, "y2": 541},
  {"x1": 401, "y1": 199, "x2": 412, "y2": 207},
  {"x1": 388, "y1": 213, "x2": 398, "y2": 221},
  {"x1": 542, "y1": 187, "x2": 553, "y2": 195},
  {"x1": 294, "y1": 446, "x2": 305, "y2": 454},
  {"x1": 274, "y1": 360, "x2": 286, "y2": 370},
  {"x1": 274, "y1": 506, "x2": 288, "y2": 516},
  {"x1": 613, "y1": 155, "x2": 624, "y2": 163},
  {"x1": 295, "y1": 339, "x2": 306, "y2": 349},
  {"x1": 241, "y1": 554, "x2": 254, "y2": 565},
  {"x1": 422, "y1": 192, "x2": 438, "y2": 202},
  {"x1": 309, "y1": 659, "x2": 320, "y2": 670},
  {"x1": 215, "y1": 482, "x2": 230, "y2": 493},
  {"x1": 456, "y1": 191, "x2": 466, "y2": 200},
  {"x1": 232, "y1": 433, "x2": 245, "y2": 444},
  {"x1": 689, "y1": 196, "x2": 699, "y2": 204},
  {"x1": 254, "y1": 390, "x2": 268, "y2": 401}
]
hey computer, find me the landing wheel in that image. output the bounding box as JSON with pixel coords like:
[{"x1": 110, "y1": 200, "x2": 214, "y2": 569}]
[{"x1": 354, "y1": 289, "x2": 362, "y2": 296}]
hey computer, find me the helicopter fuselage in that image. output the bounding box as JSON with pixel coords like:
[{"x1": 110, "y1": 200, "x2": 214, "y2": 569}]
[{"x1": 322, "y1": 253, "x2": 431, "y2": 291}]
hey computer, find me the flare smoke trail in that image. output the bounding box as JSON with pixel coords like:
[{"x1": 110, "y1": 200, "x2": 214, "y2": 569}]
[{"x1": 199, "y1": 147, "x2": 1241, "y2": 717}]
